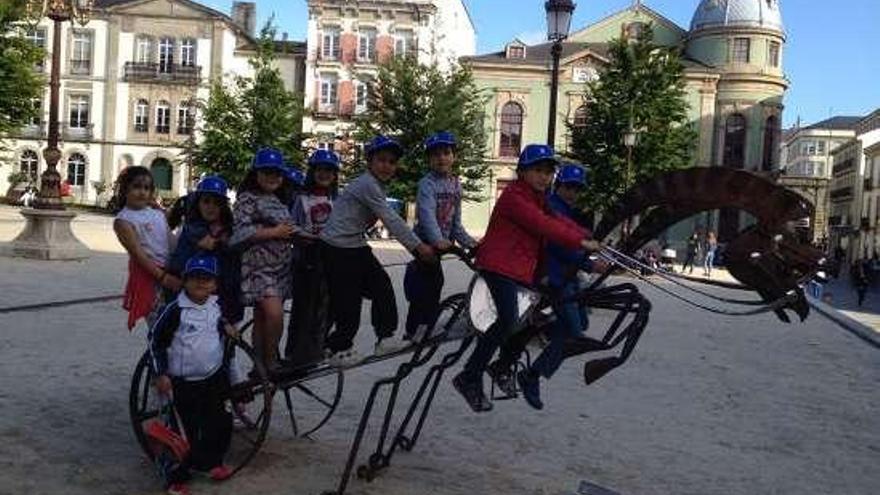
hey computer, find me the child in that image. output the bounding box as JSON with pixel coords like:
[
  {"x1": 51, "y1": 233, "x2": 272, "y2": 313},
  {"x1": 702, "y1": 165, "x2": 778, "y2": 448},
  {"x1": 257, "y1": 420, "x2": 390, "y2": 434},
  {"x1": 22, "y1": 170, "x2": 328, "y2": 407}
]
[
  {"x1": 168, "y1": 176, "x2": 242, "y2": 324},
  {"x1": 453, "y1": 145, "x2": 601, "y2": 413},
  {"x1": 283, "y1": 164, "x2": 306, "y2": 211},
  {"x1": 229, "y1": 147, "x2": 298, "y2": 371},
  {"x1": 284, "y1": 149, "x2": 340, "y2": 365},
  {"x1": 113, "y1": 166, "x2": 180, "y2": 330},
  {"x1": 149, "y1": 255, "x2": 235, "y2": 494},
  {"x1": 320, "y1": 135, "x2": 436, "y2": 367},
  {"x1": 404, "y1": 131, "x2": 477, "y2": 342}
]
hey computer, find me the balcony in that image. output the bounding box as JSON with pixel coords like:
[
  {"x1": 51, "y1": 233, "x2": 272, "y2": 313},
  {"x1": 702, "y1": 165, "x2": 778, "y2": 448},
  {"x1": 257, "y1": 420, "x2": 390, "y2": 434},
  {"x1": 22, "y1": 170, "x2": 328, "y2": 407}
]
[
  {"x1": 62, "y1": 122, "x2": 93, "y2": 141},
  {"x1": 123, "y1": 62, "x2": 202, "y2": 85},
  {"x1": 18, "y1": 122, "x2": 46, "y2": 139},
  {"x1": 313, "y1": 100, "x2": 338, "y2": 118},
  {"x1": 155, "y1": 124, "x2": 170, "y2": 134},
  {"x1": 176, "y1": 126, "x2": 194, "y2": 136},
  {"x1": 134, "y1": 122, "x2": 148, "y2": 133}
]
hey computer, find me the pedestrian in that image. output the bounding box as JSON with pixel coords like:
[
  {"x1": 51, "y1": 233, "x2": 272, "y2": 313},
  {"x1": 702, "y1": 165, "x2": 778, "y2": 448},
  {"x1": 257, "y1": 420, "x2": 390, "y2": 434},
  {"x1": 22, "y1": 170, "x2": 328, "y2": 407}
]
[
  {"x1": 229, "y1": 147, "x2": 301, "y2": 371},
  {"x1": 854, "y1": 260, "x2": 869, "y2": 307},
  {"x1": 404, "y1": 131, "x2": 478, "y2": 343},
  {"x1": 703, "y1": 230, "x2": 718, "y2": 277},
  {"x1": 284, "y1": 149, "x2": 339, "y2": 366},
  {"x1": 320, "y1": 135, "x2": 436, "y2": 367},
  {"x1": 452, "y1": 144, "x2": 601, "y2": 413},
  {"x1": 682, "y1": 230, "x2": 700, "y2": 274},
  {"x1": 149, "y1": 255, "x2": 236, "y2": 495},
  {"x1": 113, "y1": 166, "x2": 180, "y2": 330}
]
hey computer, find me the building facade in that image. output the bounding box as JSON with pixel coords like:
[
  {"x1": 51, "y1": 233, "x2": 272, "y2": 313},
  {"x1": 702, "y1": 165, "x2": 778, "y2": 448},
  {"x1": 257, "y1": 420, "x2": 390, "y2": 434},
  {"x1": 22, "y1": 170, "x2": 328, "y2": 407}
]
[
  {"x1": 2, "y1": 0, "x2": 306, "y2": 205},
  {"x1": 778, "y1": 116, "x2": 860, "y2": 243},
  {"x1": 460, "y1": 0, "x2": 787, "y2": 240},
  {"x1": 828, "y1": 109, "x2": 880, "y2": 262},
  {"x1": 302, "y1": 0, "x2": 475, "y2": 151}
]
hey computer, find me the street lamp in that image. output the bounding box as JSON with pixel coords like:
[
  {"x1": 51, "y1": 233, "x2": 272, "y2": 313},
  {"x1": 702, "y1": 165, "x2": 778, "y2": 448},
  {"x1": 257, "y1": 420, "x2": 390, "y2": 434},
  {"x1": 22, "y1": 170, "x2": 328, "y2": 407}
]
[
  {"x1": 545, "y1": 0, "x2": 576, "y2": 147},
  {"x1": 6, "y1": 0, "x2": 93, "y2": 260},
  {"x1": 621, "y1": 111, "x2": 639, "y2": 240}
]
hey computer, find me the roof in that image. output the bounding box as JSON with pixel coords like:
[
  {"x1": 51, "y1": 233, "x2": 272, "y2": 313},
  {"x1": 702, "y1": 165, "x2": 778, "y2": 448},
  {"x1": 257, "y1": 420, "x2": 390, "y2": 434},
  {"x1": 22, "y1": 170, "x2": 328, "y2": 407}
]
[
  {"x1": 95, "y1": 0, "x2": 256, "y2": 44},
  {"x1": 463, "y1": 41, "x2": 610, "y2": 67},
  {"x1": 804, "y1": 116, "x2": 863, "y2": 131},
  {"x1": 237, "y1": 39, "x2": 307, "y2": 56},
  {"x1": 691, "y1": 0, "x2": 785, "y2": 33},
  {"x1": 570, "y1": 2, "x2": 687, "y2": 39}
]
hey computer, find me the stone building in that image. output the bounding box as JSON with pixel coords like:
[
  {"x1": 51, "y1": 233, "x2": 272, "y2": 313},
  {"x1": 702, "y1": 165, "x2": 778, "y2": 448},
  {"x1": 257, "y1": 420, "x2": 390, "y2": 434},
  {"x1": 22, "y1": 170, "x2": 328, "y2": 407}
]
[
  {"x1": 302, "y1": 0, "x2": 475, "y2": 151},
  {"x1": 778, "y1": 116, "x2": 861, "y2": 243},
  {"x1": 460, "y1": 0, "x2": 787, "y2": 239},
  {"x1": 2, "y1": 0, "x2": 306, "y2": 204}
]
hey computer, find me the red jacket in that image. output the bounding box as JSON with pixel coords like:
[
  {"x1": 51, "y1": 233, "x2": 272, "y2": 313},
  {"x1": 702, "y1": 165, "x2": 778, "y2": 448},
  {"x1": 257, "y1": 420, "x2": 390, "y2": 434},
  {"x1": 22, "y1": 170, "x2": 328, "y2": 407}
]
[{"x1": 476, "y1": 179, "x2": 588, "y2": 285}]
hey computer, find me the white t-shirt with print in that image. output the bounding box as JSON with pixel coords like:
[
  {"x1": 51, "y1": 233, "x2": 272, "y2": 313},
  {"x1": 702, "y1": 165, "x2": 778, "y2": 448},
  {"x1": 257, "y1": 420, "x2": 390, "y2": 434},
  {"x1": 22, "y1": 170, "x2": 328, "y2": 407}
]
[{"x1": 116, "y1": 206, "x2": 170, "y2": 265}]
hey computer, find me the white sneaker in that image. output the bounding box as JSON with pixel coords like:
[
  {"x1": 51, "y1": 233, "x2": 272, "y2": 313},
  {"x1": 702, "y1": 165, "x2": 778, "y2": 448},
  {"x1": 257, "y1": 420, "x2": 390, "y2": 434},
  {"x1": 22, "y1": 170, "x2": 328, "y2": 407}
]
[
  {"x1": 327, "y1": 348, "x2": 362, "y2": 368},
  {"x1": 374, "y1": 337, "x2": 410, "y2": 356}
]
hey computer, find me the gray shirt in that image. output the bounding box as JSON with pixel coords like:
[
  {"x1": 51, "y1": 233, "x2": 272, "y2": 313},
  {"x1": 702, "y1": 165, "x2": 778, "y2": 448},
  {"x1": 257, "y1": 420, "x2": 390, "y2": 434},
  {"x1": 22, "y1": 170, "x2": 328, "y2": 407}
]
[
  {"x1": 413, "y1": 171, "x2": 476, "y2": 248},
  {"x1": 320, "y1": 171, "x2": 421, "y2": 251}
]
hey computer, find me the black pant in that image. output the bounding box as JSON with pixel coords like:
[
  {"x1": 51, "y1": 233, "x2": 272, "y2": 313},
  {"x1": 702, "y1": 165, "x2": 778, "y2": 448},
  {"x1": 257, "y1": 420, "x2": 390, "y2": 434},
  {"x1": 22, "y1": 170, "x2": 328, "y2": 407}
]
[
  {"x1": 285, "y1": 244, "x2": 331, "y2": 365},
  {"x1": 324, "y1": 243, "x2": 397, "y2": 353},
  {"x1": 462, "y1": 272, "x2": 521, "y2": 382},
  {"x1": 682, "y1": 251, "x2": 697, "y2": 273},
  {"x1": 404, "y1": 260, "x2": 444, "y2": 336},
  {"x1": 171, "y1": 368, "x2": 232, "y2": 473}
]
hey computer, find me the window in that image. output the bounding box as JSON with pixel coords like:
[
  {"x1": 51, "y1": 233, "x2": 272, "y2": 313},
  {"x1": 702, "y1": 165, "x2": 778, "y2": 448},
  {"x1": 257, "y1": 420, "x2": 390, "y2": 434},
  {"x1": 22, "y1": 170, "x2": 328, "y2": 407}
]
[
  {"x1": 134, "y1": 99, "x2": 149, "y2": 132},
  {"x1": 180, "y1": 38, "x2": 196, "y2": 67},
  {"x1": 71, "y1": 31, "x2": 92, "y2": 74},
  {"x1": 499, "y1": 102, "x2": 524, "y2": 158},
  {"x1": 135, "y1": 36, "x2": 152, "y2": 64},
  {"x1": 355, "y1": 81, "x2": 369, "y2": 113},
  {"x1": 25, "y1": 28, "x2": 46, "y2": 70},
  {"x1": 817, "y1": 140, "x2": 826, "y2": 155},
  {"x1": 158, "y1": 37, "x2": 174, "y2": 73},
  {"x1": 358, "y1": 28, "x2": 377, "y2": 62},
  {"x1": 68, "y1": 95, "x2": 89, "y2": 128},
  {"x1": 20, "y1": 150, "x2": 39, "y2": 181},
  {"x1": 67, "y1": 153, "x2": 87, "y2": 186},
  {"x1": 723, "y1": 113, "x2": 747, "y2": 168},
  {"x1": 151, "y1": 158, "x2": 173, "y2": 191},
  {"x1": 321, "y1": 28, "x2": 340, "y2": 60},
  {"x1": 395, "y1": 30, "x2": 415, "y2": 58},
  {"x1": 156, "y1": 100, "x2": 170, "y2": 133},
  {"x1": 572, "y1": 105, "x2": 588, "y2": 128},
  {"x1": 177, "y1": 101, "x2": 195, "y2": 134},
  {"x1": 731, "y1": 38, "x2": 750, "y2": 63},
  {"x1": 319, "y1": 75, "x2": 337, "y2": 112},
  {"x1": 507, "y1": 45, "x2": 525, "y2": 59},
  {"x1": 768, "y1": 41, "x2": 780, "y2": 67},
  {"x1": 29, "y1": 98, "x2": 42, "y2": 126},
  {"x1": 762, "y1": 116, "x2": 779, "y2": 172}
]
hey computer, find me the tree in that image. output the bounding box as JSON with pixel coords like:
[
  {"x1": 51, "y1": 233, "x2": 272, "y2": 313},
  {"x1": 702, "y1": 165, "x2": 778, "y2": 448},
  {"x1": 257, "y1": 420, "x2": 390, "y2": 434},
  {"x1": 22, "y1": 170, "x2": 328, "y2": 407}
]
[
  {"x1": 0, "y1": 1, "x2": 45, "y2": 158},
  {"x1": 184, "y1": 22, "x2": 304, "y2": 187},
  {"x1": 352, "y1": 56, "x2": 489, "y2": 203},
  {"x1": 568, "y1": 25, "x2": 697, "y2": 213}
]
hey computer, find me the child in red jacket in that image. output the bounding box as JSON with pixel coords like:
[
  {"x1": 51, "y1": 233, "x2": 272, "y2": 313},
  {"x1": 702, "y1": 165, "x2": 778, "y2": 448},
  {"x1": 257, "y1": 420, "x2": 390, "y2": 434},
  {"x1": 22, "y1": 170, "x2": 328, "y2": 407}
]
[{"x1": 453, "y1": 144, "x2": 601, "y2": 413}]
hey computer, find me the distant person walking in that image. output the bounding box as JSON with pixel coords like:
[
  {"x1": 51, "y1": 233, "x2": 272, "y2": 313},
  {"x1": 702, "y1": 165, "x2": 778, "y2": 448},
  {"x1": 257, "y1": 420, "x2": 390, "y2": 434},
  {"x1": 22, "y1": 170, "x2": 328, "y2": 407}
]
[
  {"x1": 853, "y1": 260, "x2": 869, "y2": 307},
  {"x1": 682, "y1": 231, "x2": 700, "y2": 274},
  {"x1": 703, "y1": 230, "x2": 717, "y2": 277}
]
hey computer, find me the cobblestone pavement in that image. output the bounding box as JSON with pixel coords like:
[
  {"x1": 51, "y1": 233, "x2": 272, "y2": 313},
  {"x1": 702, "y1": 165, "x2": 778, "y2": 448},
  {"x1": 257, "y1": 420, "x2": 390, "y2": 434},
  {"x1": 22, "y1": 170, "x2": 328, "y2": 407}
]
[{"x1": 1, "y1": 206, "x2": 878, "y2": 495}]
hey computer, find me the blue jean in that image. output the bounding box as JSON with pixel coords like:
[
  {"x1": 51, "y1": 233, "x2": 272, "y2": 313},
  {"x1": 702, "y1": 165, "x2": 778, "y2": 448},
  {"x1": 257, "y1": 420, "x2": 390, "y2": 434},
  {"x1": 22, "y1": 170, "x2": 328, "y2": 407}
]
[
  {"x1": 704, "y1": 248, "x2": 716, "y2": 273},
  {"x1": 461, "y1": 272, "x2": 520, "y2": 382},
  {"x1": 531, "y1": 284, "x2": 588, "y2": 378}
]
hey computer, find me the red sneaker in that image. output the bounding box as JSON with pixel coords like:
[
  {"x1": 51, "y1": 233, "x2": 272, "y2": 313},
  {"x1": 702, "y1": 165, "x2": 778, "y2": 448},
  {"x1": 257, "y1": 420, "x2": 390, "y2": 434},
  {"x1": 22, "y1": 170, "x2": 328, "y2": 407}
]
[
  {"x1": 209, "y1": 465, "x2": 234, "y2": 481},
  {"x1": 167, "y1": 483, "x2": 190, "y2": 495}
]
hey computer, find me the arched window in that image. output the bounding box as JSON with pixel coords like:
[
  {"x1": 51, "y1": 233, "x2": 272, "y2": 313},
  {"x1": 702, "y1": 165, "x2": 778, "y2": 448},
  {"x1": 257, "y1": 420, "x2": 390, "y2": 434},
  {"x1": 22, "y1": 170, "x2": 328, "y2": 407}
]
[
  {"x1": 499, "y1": 102, "x2": 524, "y2": 158},
  {"x1": 134, "y1": 99, "x2": 149, "y2": 133},
  {"x1": 723, "y1": 114, "x2": 747, "y2": 169},
  {"x1": 20, "y1": 150, "x2": 39, "y2": 181},
  {"x1": 762, "y1": 115, "x2": 779, "y2": 171},
  {"x1": 151, "y1": 157, "x2": 173, "y2": 191},
  {"x1": 572, "y1": 105, "x2": 588, "y2": 129},
  {"x1": 67, "y1": 153, "x2": 87, "y2": 186}
]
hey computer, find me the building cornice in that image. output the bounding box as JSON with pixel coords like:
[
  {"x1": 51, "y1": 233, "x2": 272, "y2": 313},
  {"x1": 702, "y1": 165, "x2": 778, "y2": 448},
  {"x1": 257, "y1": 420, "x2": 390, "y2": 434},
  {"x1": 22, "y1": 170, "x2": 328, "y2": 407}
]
[{"x1": 687, "y1": 25, "x2": 786, "y2": 42}]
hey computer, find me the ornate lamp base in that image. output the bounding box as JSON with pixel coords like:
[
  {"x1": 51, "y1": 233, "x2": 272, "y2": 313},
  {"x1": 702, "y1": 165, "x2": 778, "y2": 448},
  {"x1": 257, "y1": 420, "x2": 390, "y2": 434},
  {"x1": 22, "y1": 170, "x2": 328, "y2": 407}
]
[{"x1": 3, "y1": 209, "x2": 90, "y2": 260}]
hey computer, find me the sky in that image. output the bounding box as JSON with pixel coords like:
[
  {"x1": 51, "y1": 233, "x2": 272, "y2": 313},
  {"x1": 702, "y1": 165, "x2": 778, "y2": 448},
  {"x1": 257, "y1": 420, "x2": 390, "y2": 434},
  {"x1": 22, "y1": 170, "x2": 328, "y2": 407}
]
[{"x1": 202, "y1": 0, "x2": 879, "y2": 128}]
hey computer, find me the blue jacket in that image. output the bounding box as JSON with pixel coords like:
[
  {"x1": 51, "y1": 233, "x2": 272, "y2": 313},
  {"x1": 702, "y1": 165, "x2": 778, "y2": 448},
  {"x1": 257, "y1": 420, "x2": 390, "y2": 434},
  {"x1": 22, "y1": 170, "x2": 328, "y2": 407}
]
[{"x1": 546, "y1": 193, "x2": 592, "y2": 288}]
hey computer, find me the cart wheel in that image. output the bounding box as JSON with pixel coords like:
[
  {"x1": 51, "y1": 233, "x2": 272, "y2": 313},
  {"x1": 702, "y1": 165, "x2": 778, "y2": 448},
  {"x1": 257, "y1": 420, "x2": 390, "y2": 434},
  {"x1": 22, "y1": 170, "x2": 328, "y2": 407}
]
[
  {"x1": 281, "y1": 366, "x2": 344, "y2": 438},
  {"x1": 225, "y1": 338, "x2": 274, "y2": 476},
  {"x1": 129, "y1": 351, "x2": 160, "y2": 460}
]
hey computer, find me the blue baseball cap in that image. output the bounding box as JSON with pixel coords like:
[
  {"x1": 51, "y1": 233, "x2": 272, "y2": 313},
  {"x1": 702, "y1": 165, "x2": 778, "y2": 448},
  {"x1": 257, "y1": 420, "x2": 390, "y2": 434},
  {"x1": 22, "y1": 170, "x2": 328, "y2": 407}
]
[
  {"x1": 424, "y1": 131, "x2": 457, "y2": 153},
  {"x1": 308, "y1": 149, "x2": 341, "y2": 170},
  {"x1": 252, "y1": 147, "x2": 285, "y2": 171},
  {"x1": 195, "y1": 175, "x2": 228, "y2": 197},
  {"x1": 518, "y1": 144, "x2": 558, "y2": 169},
  {"x1": 366, "y1": 135, "x2": 403, "y2": 160},
  {"x1": 284, "y1": 165, "x2": 306, "y2": 186},
  {"x1": 556, "y1": 163, "x2": 588, "y2": 187},
  {"x1": 183, "y1": 255, "x2": 219, "y2": 278}
]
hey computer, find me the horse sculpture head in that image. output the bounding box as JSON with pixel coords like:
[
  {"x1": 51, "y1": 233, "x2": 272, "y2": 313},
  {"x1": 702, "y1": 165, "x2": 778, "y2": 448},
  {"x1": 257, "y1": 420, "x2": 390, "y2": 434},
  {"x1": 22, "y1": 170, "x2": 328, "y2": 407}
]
[{"x1": 593, "y1": 167, "x2": 824, "y2": 322}]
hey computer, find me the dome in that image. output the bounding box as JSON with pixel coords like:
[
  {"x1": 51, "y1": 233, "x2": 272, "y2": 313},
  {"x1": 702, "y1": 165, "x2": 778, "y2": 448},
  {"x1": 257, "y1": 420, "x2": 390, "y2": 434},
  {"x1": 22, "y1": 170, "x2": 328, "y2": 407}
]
[{"x1": 690, "y1": 0, "x2": 784, "y2": 33}]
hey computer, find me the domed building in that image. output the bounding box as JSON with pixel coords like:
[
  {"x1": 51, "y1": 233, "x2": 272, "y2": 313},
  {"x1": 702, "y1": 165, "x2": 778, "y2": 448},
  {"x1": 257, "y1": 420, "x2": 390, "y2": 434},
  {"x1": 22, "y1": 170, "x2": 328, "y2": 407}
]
[{"x1": 462, "y1": 0, "x2": 789, "y2": 241}]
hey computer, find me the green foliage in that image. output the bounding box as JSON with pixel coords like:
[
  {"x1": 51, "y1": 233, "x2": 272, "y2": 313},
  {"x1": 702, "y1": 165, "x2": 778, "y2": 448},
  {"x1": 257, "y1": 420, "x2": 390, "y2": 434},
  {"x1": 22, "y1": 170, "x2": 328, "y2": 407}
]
[
  {"x1": 568, "y1": 25, "x2": 697, "y2": 213},
  {"x1": 7, "y1": 170, "x2": 28, "y2": 186},
  {"x1": 352, "y1": 56, "x2": 490, "y2": 202},
  {"x1": 184, "y1": 21, "x2": 304, "y2": 187},
  {"x1": 0, "y1": 1, "x2": 45, "y2": 158}
]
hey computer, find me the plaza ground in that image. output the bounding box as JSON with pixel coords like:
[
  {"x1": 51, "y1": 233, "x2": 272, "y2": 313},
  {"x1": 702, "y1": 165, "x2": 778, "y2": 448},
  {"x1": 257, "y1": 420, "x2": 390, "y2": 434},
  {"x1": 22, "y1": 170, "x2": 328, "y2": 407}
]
[{"x1": 0, "y1": 205, "x2": 878, "y2": 495}]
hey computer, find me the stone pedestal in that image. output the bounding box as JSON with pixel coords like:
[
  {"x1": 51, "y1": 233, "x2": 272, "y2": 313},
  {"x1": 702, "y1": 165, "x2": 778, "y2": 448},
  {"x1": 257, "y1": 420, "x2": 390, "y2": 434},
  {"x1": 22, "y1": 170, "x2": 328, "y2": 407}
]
[{"x1": 3, "y1": 209, "x2": 90, "y2": 260}]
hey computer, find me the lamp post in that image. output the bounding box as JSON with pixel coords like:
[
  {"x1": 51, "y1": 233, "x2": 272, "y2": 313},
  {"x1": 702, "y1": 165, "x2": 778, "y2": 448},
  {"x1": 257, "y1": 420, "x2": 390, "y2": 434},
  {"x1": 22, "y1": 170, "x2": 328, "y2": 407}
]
[
  {"x1": 545, "y1": 0, "x2": 576, "y2": 147},
  {"x1": 621, "y1": 105, "x2": 639, "y2": 240},
  {"x1": 5, "y1": 0, "x2": 93, "y2": 260}
]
